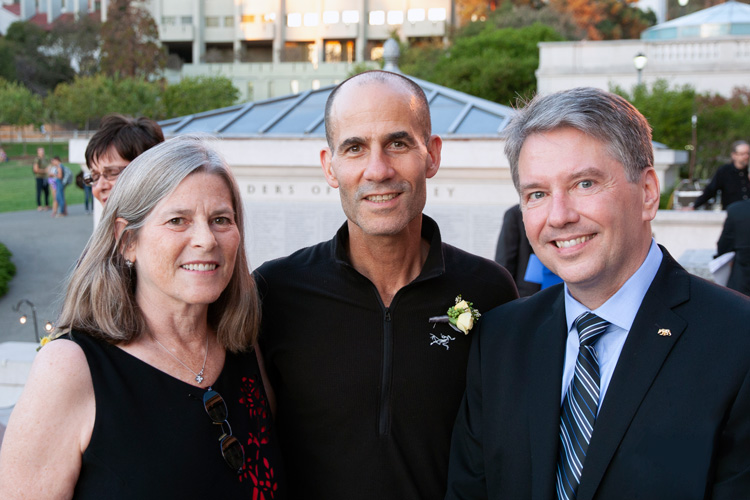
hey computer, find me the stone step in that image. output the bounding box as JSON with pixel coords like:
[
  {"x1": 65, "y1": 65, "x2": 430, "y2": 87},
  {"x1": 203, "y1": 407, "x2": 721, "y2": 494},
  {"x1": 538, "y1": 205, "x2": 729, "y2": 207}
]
[{"x1": 0, "y1": 342, "x2": 39, "y2": 426}]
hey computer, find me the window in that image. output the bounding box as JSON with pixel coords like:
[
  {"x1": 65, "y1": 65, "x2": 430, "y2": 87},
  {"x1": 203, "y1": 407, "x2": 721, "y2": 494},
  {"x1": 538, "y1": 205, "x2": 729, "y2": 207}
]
[
  {"x1": 162, "y1": 16, "x2": 176, "y2": 25},
  {"x1": 323, "y1": 10, "x2": 339, "y2": 24},
  {"x1": 181, "y1": 16, "x2": 193, "y2": 25},
  {"x1": 369, "y1": 11, "x2": 385, "y2": 25},
  {"x1": 241, "y1": 14, "x2": 256, "y2": 23},
  {"x1": 287, "y1": 12, "x2": 302, "y2": 27},
  {"x1": 264, "y1": 12, "x2": 276, "y2": 23},
  {"x1": 407, "y1": 9, "x2": 425, "y2": 23},
  {"x1": 304, "y1": 13, "x2": 319, "y2": 26},
  {"x1": 428, "y1": 8, "x2": 447, "y2": 22},
  {"x1": 291, "y1": 80, "x2": 299, "y2": 94},
  {"x1": 342, "y1": 10, "x2": 359, "y2": 24},
  {"x1": 206, "y1": 16, "x2": 220, "y2": 27},
  {"x1": 225, "y1": 16, "x2": 234, "y2": 27},
  {"x1": 387, "y1": 11, "x2": 403, "y2": 25}
]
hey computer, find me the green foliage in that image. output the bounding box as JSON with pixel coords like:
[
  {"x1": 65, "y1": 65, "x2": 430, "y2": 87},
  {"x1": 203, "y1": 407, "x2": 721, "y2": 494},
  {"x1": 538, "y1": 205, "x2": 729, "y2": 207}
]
[
  {"x1": 0, "y1": 241, "x2": 16, "y2": 297},
  {"x1": 614, "y1": 80, "x2": 750, "y2": 181},
  {"x1": 50, "y1": 15, "x2": 101, "y2": 76},
  {"x1": 100, "y1": 0, "x2": 166, "y2": 79},
  {"x1": 694, "y1": 88, "x2": 750, "y2": 180},
  {"x1": 48, "y1": 75, "x2": 164, "y2": 128},
  {"x1": 0, "y1": 79, "x2": 44, "y2": 127},
  {"x1": 0, "y1": 39, "x2": 17, "y2": 81},
  {"x1": 402, "y1": 23, "x2": 564, "y2": 106},
  {"x1": 5, "y1": 21, "x2": 75, "y2": 95},
  {"x1": 612, "y1": 79, "x2": 695, "y2": 150},
  {"x1": 164, "y1": 76, "x2": 239, "y2": 118}
]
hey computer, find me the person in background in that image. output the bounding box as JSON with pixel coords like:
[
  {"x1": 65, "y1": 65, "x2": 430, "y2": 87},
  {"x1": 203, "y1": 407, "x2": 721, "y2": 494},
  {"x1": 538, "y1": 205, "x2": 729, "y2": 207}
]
[
  {"x1": 51, "y1": 156, "x2": 67, "y2": 217},
  {"x1": 0, "y1": 147, "x2": 8, "y2": 162},
  {"x1": 446, "y1": 87, "x2": 750, "y2": 499},
  {"x1": 495, "y1": 203, "x2": 541, "y2": 296},
  {"x1": 76, "y1": 165, "x2": 95, "y2": 215},
  {"x1": 717, "y1": 197, "x2": 750, "y2": 296},
  {"x1": 46, "y1": 157, "x2": 60, "y2": 217},
  {"x1": 255, "y1": 70, "x2": 518, "y2": 500},
  {"x1": 32, "y1": 147, "x2": 50, "y2": 211},
  {"x1": 84, "y1": 114, "x2": 164, "y2": 205},
  {"x1": 689, "y1": 140, "x2": 750, "y2": 210},
  {"x1": 0, "y1": 136, "x2": 286, "y2": 499}
]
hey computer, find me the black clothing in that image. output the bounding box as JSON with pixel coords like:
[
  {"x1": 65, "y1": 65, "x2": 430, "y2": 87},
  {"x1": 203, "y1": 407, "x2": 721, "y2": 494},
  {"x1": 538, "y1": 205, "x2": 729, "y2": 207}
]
[
  {"x1": 717, "y1": 199, "x2": 750, "y2": 296},
  {"x1": 255, "y1": 215, "x2": 518, "y2": 500},
  {"x1": 494, "y1": 204, "x2": 541, "y2": 297},
  {"x1": 693, "y1": 163, "x2": 749, "y2": 210},
  {"x1": 65, "y1": 331, "x2": 286, "y2": 499}
]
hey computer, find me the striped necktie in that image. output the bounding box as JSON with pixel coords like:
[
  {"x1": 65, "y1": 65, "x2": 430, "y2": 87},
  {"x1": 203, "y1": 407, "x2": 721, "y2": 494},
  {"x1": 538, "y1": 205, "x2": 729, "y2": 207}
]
[{"x1": 556, "y1": 312, "x2": 611, "y2": 500}]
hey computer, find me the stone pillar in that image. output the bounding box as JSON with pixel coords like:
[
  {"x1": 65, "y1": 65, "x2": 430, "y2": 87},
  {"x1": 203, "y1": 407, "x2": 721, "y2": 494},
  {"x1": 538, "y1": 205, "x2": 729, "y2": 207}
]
[
  {"x1": 273, "y1": 0, "x2": 285, "y2": 63},
  {"x1": 356, "y1": 0, "x2": 367, "y2": 63},
  {"x1": 192, "y1": 0, "x2": 205, "y2": 64}
]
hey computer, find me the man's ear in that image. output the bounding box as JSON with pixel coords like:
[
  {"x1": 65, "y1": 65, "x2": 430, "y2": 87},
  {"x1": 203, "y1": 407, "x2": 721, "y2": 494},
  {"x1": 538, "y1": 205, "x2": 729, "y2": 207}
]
[
  {"x1": 641, "y1": 167, "x2": 660, "y2": 222},
  {"x1": 425, "y1": 135, "x2": 442, "y2": 179},
  {"x1": 320, "y1": 147, "x2": 339, "y2": 189}
]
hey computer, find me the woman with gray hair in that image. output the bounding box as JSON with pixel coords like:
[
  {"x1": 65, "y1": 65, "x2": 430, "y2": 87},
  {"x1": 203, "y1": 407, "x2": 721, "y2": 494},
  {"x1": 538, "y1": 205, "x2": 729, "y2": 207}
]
[{"x1": 0, "y1": 135, "x2": 286, "y2": 499}]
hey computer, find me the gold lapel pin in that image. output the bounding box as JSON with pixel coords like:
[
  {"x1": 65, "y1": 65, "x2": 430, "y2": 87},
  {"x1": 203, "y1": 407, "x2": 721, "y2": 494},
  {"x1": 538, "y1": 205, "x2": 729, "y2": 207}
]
[{"x1": 658, "y1": 328, "x2": 672, "y2": 337}]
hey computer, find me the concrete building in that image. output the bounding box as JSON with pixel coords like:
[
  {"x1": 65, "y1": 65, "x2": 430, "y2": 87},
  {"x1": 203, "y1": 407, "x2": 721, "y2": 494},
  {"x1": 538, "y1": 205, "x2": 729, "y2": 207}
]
[{"x1": 537, "y1": 1, "x2": 750, "y2": 97}]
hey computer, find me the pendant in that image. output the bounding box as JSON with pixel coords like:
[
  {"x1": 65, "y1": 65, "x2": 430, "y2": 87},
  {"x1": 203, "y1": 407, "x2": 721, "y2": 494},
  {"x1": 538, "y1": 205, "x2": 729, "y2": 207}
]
[{"x1": 196, "y1": 371, "x2": 204, "y2": 384}]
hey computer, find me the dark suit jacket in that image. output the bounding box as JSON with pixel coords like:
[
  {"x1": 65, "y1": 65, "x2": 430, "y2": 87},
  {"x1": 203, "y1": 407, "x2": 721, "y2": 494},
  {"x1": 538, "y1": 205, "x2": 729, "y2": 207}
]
[
  {"x1": 495, "y1": 204, "x2": 541, "y2": 297},
  {"x1": 717, "y1": 199, "x2": 750, "y2": 296},
  {"x1": 446, "y1": 248, "x2": 750, "y2": 500}
]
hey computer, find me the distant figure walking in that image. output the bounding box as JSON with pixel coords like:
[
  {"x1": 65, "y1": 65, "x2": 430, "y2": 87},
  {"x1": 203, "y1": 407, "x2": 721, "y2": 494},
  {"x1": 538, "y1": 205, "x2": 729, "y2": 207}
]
[
  {"x1": 690, "y1": 140, "x2": 749, "y2": 210},
  {"x1": 717, "y1": 198, "x2": 750, "y2": 296},
  {"x1": 50, "y1": 156, "x2": 67, "y2": 217},
  {"x1": 32, "y1": 147, "x2": 50, "y2": 211}
]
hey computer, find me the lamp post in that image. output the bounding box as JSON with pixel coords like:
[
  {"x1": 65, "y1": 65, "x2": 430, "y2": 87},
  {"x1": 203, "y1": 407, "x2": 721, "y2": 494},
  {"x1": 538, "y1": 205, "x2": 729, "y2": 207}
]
[
  {"x1": 12, "y1": 299, "x2": 40, "y2": 342},
  {"x1": 633, "y1": 53, "x2": 648, "y2": 86}
]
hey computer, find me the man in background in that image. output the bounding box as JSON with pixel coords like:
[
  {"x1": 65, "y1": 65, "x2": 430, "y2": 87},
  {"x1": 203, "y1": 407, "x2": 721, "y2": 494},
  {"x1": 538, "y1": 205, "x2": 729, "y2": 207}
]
[
  {"x1": 32, "y1": 147, "x2": 50, "y2": 211},
  {"x1": 495, "y1": 203, "x2": 541, "y2": 296},
  {"x1": 690, "y1": 140, "x2": 749, "y2": 210},
  {"x1": 717, "y1": 197, "x2": 750, "y2": 296}
]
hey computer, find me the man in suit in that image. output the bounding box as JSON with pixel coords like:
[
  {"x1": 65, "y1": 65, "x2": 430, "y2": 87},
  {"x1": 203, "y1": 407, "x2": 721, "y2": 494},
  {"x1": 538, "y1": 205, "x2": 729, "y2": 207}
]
[
  {"x1": 717, "y1": 198, "x2": 750, "y2": 296},
  {"x1": 446, "y1": 87, "x2": 750, "y2": 500}
]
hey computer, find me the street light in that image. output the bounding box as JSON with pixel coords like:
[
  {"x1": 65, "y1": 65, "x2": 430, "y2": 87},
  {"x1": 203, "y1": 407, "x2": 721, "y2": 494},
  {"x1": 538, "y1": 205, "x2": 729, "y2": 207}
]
[
  {"x1": 633, "y1": 53, "x2": 648, "y2": 86},
  {"x1": 12, "y1": 299, "x2": 41, "y2": 342}
]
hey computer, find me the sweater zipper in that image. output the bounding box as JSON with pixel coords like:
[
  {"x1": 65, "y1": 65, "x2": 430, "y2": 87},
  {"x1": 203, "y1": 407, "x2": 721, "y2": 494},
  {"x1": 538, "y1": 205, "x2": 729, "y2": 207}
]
[{"x1": 378, "y1": 308, "x2": 393, "y2": 436}]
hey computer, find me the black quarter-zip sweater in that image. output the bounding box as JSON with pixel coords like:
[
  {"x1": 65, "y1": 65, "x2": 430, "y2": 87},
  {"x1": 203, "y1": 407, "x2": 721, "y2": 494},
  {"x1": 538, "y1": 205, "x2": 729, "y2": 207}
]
[{"x1": 255, "y1": 215, "x2": 518, "y2": 500}]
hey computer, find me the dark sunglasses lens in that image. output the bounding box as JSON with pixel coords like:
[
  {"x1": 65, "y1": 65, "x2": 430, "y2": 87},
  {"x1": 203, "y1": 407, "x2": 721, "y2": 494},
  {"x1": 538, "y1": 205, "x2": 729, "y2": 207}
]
[
  {"x1": 203, "y1": 390, "x2": 228, "y2": 422},
  {"x1": 221, "y1": 435, "x2": 245, "y2": 473}
]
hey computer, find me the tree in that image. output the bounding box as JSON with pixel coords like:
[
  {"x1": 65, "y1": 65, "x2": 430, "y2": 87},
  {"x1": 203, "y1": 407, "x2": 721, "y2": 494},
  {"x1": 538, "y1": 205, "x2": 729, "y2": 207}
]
[
  {"x1": 100, "y1": 0, "x2": 166, "y2": 79},
  {"x1": 49, "y1": 15, "x2": 101, "y2": 76},
  {"x1": 164, "y1": 76, "x2": 240, "y2": 118},
  {"x1": 47, "y1": 74, "x2": 163, "y2": 129},
  {"x1": 614, "y1": 80, "x2": 750, "y2": 182},
  {"x1": 0, "y1": 78, "x2": 44, "y2": 152},
  {"x1": 401, "y1": 23, "x2": 564, "y2": 106},
  {"x1": 4, "y1": 21, "x2": 75, "y2": 95},
  {"x1": 548, "y1": 0, "x2": 654, "y2": 40}
]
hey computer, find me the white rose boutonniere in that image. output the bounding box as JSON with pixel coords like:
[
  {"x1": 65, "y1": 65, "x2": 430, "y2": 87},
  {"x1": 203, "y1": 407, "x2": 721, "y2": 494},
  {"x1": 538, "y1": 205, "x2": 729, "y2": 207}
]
[{"x1": 429, "y1": 295, "x2": 482, "y2": 335}]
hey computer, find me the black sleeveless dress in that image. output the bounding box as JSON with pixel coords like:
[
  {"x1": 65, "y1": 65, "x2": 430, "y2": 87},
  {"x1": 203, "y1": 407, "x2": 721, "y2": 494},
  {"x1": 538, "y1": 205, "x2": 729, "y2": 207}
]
[{"x1": 64, "y1": 331, "x2": 286, "y2": 499}]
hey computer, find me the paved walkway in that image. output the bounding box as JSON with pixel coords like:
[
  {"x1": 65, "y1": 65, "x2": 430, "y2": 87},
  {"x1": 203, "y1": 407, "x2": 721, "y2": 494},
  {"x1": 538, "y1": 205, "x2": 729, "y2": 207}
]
[
  {"x1": 0, "y1": 204, "x2": 93, "y2": 343},
  {"x1": 0, "y1": 204, "x2": 93, "y2": 433}
]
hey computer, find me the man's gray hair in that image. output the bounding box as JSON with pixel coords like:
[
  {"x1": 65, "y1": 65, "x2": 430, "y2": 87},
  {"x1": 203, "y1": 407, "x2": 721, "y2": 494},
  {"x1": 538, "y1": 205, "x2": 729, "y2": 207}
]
[
  {"x1": 57, "y1": 134, "x2": 260, "y2": 352},
  {"x1": 504, "y1": 87, "x2": 653, "y2": 191}
]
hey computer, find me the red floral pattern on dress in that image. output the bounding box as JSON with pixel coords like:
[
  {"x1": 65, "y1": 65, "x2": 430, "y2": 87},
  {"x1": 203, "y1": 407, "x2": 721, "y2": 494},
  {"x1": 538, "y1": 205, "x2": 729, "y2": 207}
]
[{"x1": 238, "y1": 376, "x2": 278, "y2": 499}]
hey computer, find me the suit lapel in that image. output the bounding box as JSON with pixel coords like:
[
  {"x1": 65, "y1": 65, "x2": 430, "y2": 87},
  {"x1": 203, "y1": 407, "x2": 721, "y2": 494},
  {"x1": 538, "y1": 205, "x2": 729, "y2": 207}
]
[
  {"x1": 529, "y1": 290, "x2": 568, "y2": 500},
  {"x1": 577, "y1": 250, "x2": 689, "y2": 500}
]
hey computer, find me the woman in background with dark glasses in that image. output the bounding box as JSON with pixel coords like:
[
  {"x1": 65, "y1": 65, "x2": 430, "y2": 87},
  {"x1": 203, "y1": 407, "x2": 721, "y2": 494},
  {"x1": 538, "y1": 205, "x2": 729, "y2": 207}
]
[{"x1": 0, "y1": 135, "x2": 286, "y2": 499}]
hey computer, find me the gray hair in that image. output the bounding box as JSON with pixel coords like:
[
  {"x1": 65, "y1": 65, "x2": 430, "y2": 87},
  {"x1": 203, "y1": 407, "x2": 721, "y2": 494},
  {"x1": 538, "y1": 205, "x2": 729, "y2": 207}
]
[
  {"x1": 504, "y1": 87, "x2": 653, "y2": 191},
  {"x1": 732, "y1": 140, "x2": 749, "y2": 154},
  {"x1": 57, "y1": 135, "x2": 259, "y2": 352},
  {"x1": 324, "y1": 70, "x2": 432, "y2": 149}
]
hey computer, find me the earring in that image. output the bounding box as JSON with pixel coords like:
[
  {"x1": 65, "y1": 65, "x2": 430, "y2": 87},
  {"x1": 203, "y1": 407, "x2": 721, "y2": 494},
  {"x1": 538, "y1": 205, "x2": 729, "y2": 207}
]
[{"x1": 125, "y1": 259, "x2": 134, "y2": 268}]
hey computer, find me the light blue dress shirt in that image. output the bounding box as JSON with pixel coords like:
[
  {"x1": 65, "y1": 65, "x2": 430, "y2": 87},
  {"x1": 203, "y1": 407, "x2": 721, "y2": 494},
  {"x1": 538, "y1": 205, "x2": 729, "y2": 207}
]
[{"x1": 561, "y1": 239, "x2": 663, "y2": 412}]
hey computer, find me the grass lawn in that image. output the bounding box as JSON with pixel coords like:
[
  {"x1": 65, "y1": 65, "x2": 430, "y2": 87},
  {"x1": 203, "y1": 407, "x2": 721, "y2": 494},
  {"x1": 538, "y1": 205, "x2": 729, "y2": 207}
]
[{"x1": 0, "y1": 143, "x2": 86, "y2": 213}]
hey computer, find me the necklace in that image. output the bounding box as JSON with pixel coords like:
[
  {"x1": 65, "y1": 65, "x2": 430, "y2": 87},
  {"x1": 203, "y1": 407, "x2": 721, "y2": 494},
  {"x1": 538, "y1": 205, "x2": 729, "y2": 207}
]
[{"x1": 151, "y1": 333, "x2": 210, "y2": 384}]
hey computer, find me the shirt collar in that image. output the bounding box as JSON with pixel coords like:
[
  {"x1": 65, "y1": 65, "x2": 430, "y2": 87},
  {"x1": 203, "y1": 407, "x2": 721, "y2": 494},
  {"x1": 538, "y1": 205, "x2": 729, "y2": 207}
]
[
  {"x1": 565, "y1": 239, "x2": 663, "y2": 332},
  {"x1": 332, "y1": 214, "x2": 446, "y2": 280}
]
